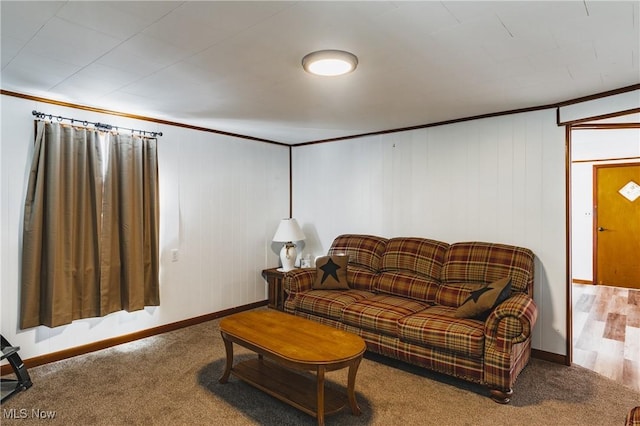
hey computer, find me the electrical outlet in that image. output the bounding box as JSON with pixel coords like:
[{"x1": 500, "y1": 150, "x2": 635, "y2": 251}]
[{"x1": 171, "y1": 249, "x2": 179, "y2": 262}]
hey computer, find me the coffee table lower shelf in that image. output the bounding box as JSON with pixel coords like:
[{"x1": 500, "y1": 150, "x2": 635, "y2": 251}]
[{"x1": 232, "y1": 358, "x2": 347, "y2": 418}]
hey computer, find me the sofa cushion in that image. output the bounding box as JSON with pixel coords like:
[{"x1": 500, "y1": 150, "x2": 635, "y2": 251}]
[
  {"x1": 313, "y1": 255, "x2": 349, "y2": 289},
  {"x1": 328, "y1": 234, "x2": 388, "y2": 271},
  {"x1": 435, "y1": 282, "x2": 485, "y2": 307},
  {"x1": 398, "y1": 308, "x2": 485, "y2": 358},
  {"x1": 342, "y1": 294, "x2": 430, "y2": 337},
  {"x1": 442, "y1": 242, "x2": 534, "y2": 294},
  {"x1": 346, "y1": 265, "x2": 379, "y2": 292},
  {"x1": 376, "y1": 271, "x2": 440, "y2": 302},
  {"x1": 380, "y1": 237, "x2": 449, "y2": 281},
  {"x1": 454, "y1": 277, "x2": 512, "y2": 319},
  {"x1": 294, "y1": 290, "x2": 375, "y2": 321}
]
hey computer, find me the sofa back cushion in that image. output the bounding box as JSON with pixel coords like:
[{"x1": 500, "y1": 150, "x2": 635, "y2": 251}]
[
  {"x1": 375, "y1": 237, "x2": 449, "y2": 302},
  {"x1": 435, "y1": 282, "x2": 485, "y2": 307},
  {"x1": 376, "y1": 272, "x2": 440, "y2": 302},
  {"x1": 441, "y1": 242, "x2": 535, "y2": 295},
  {"x1": 380, "y1": 237, "x2": 449, "y2": 279},
  {"x1": 329, "y1": 234, "x2": 388, "y2": 272},
  {"x1": 347, "y1": 266, "x2": 379, "y2": 292}
]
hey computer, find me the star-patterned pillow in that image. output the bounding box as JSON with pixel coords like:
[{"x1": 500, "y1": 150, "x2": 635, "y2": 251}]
[
  {"x1": 312, "y1": 255, "x2": 350, "y2": 290},
  {"x1": 453, "y1": 277, "x2": 512, "y2": 319}
]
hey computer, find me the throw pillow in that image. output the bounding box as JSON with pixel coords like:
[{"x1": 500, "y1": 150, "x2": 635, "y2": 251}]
[
  {"x1": 313, "y1": 255, "x2": 350, "y2": 290},
  {"x1": 453, "y1": 277, "x2": 512, "y2": 319}
]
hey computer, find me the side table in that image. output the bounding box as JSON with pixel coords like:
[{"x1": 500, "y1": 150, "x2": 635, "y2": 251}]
[{"x1": 262, "y1": 268, "x2": 286, "y2": 310}]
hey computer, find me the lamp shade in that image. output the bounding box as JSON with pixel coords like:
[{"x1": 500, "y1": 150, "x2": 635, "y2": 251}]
[{"x1": 272, "y1": 218, "x2": 305, "y2": 242}]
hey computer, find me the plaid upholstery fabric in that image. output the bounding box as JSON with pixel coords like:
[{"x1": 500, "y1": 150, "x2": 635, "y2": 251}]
[
  {"x1": 418, "y1": 305, "x2": 455, "y2": 316},
  {"x1": 484, "y1": 338, "x2": 531, "y2": 391},
  {"x1": 342, "y1": 294, "x2": 429, "y2": 337},
  {"x1": 380, "y1": 237, "x2": 449, "y2": 280},
  {"x1": 627, "y1": 407, "x2": 640, "y2": 426},
  {"x1": 485, "y1": 293, "x2": 538, "y2": 351},
  {"x1": 294, "y1": 289, "x2": 375, "y2": 320},
  {"x1": 283, "y1": 268, "x2": 316, "y2": 294},
  {"x1": 283, "y1": 298, "x2": 297, "y2": 314},
  {"x1": 398, "y1": 309, "x2": 485, "y2": 357},
  {"x1": 375, "y1": 271, "x2": 440, "y2": 302},
  {"x1": 483, "y1": 293, "x2": 537, "y2": 390},
  {"x1": 347, "y1": 265, "x2": 378, "y2": 291},
  {"x1": 435, "y1": 282, "x2": 485, "y2": 307},
  {"x1": 291, "y1": 310, "x2": 353, "y2": 332},
  {"x1": 329, "y1": 234, "x2": 388, "y2": 271},
  {"x1": 442, "y1": 242, "x2": 535, "y2": 294},
  {"x1": 289, "y1": 291, "x2": 535, "y2": 391},
  {"x1": 358, "y1": 327, "x2": 485, "y2": 383},
  {"x1": 283, "y1": 259, "x2": 377, "y2": 294},
  {"x1": 283, "y1": 234, "x2": 538, "y2": 397}
]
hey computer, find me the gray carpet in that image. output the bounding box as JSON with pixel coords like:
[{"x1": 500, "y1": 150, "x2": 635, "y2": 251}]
[{"x1": 1, "y1": 309, "x2": 638, "y2": 425}]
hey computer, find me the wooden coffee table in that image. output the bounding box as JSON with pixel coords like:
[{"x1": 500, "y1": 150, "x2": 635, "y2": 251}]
[{"x1": 219, "y1": 310, "x2": 366, "y2": 425}]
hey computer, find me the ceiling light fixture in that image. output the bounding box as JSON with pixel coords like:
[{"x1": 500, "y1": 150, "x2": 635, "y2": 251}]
[{"x1": 302, "y1": 50, "x2": 358, "y2": 76}]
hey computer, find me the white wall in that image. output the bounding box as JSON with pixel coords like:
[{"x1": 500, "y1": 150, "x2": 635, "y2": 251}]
[
  {"x1": 3, "y1": 89, "x2": 635, "y2": 362},
  {"x1": 571, "y1": 128, "x2": 640, "y2": 281},
  {"x1": 293, "y1": 109, "x2": 567, "y2": 355},
  {"x1": 0, "y1": 94, "x2": 289, "y2": 359}
]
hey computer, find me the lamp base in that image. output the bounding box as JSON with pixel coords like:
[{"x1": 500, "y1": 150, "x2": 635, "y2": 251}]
[{"x1": 279, "y1": 243, "x2": 297, "y2": 272}]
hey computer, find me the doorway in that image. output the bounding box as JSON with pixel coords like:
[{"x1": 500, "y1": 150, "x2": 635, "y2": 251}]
[{"x1": 570, "y1": 122, "x2": 640, "y2": 390}]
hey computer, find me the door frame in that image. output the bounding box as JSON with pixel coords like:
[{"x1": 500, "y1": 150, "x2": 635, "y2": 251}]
[{"x1": 567, "y1": 122, "x2": 640, "y2": 365}]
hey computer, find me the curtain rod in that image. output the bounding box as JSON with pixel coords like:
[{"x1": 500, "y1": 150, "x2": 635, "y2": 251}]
[{"x1": 32, "y1": 110, "x2": 163, "y2": 137}]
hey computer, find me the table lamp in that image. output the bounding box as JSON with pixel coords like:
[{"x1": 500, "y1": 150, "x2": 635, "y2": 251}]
[{"x1": 272, "y1": 218, "x2": 305, "y2": 272}]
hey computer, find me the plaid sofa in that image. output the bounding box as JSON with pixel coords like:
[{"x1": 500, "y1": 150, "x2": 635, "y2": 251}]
[{"x1": 283, "y1": 234, "x2": 537, "y2": 404}]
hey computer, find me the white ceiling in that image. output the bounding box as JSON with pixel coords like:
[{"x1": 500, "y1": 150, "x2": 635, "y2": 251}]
[{"x1": 1, "y1": 1, "x2": 639, "y2": 144}]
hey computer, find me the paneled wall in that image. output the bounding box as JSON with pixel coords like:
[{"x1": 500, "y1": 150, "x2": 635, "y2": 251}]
[
  {"x1": 292, "y1": 109, "x2": 567, "y2": 355},
  {"x1": 0, "y1": 95, "x2": 289, "y2": 359}
]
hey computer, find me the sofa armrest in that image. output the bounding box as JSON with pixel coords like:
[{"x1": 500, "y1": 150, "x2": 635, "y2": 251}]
[
  {"x1": 484, "y1": 293, "x2": 538, "y2": 353},
  {"x1": 283, "y1": 268, "x2": 316, "y2": 295}
]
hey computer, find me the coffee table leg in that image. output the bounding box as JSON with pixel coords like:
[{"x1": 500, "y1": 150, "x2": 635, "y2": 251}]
[
  {"x1": 219, "y1": 334, "x2": 234, "y2": 384},
  {"x1": 317, "y1": 366, "x2": 326, "y2": 426},
  {"x1": 347, "y1": 356, "x2": 362, "y2": 415}
]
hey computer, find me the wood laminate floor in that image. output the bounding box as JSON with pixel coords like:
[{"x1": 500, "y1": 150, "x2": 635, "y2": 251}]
[{"x1": 572, "y1": 283, "x2": 640, "y2": 391}]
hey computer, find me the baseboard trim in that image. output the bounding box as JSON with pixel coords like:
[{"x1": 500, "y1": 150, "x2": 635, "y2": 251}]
[
  {"x1": 1, "y1": 300, "x2": 268, "y2": 376},
  {"x1": 572, "y1": 279, "x2": 593, "y2": 285},
  {"x1": 531, "y1": 348, "x2": 569, "y2": 365}
]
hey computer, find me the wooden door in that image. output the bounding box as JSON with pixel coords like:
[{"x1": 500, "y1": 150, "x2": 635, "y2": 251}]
[{"x1": 594, "y1": 163, "x2": 640, "y2": 289}]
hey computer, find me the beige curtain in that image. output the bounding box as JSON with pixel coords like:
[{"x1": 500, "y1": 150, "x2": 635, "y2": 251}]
[
  {"x1": 20, "y1": 122, "x2": 160, "y2": 329},
  {"x1": 100, "y1": 133, "x2": 160, "y2": 313},
  {"x1": 21, "y1": 122, "x2": 104, "y2": 328}
]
